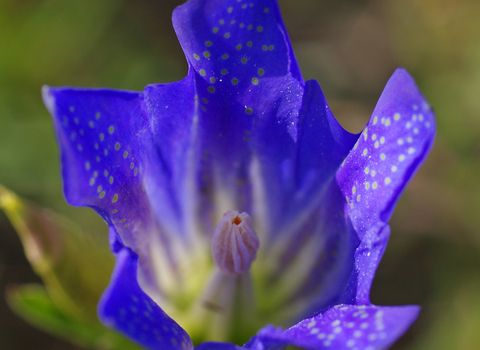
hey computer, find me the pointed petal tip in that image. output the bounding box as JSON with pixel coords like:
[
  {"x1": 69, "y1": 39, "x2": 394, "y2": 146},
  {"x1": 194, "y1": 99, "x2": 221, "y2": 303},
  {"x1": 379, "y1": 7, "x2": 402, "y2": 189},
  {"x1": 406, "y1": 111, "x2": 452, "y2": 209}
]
[
  {"x1": 390, "y1": 67, "x2": 435, "y2": 115},
  {"x1": 42, "y1": 85, "x2": 56, "y2": 115},
  {"x1": 393, "y1": 66, "x2": 408, "y2": 75},
  {"x1": 391, "y1": 67, "x2": 413, "y2": 81}
]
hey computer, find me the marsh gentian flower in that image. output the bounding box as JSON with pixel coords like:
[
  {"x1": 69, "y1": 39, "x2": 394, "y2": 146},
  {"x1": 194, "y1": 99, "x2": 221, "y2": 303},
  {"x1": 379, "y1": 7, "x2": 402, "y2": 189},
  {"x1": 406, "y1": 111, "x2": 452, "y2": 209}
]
[{"x1": 42, "y1": 0, "x2": 435, "y2": 349}]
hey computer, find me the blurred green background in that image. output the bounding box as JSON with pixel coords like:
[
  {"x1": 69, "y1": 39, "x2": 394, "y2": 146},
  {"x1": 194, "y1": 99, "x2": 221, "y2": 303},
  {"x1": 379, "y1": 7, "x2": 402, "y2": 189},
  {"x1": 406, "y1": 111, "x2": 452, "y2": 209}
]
[{"x1": 1, "y1": 0, "x2": 479, "y2": 349}]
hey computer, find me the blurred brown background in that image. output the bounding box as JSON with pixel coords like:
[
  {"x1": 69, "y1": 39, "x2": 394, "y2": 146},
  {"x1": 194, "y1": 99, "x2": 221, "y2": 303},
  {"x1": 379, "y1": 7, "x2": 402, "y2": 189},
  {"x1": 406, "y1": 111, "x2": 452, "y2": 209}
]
[{"x1": 1, "y1": 0, "x2": 480, "y2": 349}]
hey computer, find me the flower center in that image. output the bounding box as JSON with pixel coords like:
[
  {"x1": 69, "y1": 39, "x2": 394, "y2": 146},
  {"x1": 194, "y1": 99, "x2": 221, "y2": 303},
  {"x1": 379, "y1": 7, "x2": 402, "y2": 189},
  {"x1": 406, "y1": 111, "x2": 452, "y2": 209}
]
[
  {"x1": 211, "y1": 210, "x2": 260, "y2": 276},
  {"x1": 176, "y1": 210, "x2": 261, "y2": 344}
]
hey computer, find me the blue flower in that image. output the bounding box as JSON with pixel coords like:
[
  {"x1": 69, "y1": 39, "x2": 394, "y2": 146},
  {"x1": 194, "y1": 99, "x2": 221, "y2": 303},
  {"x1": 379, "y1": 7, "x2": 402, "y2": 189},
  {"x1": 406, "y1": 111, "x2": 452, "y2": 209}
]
[{"x1": 42, "y1": 0, "x2": 435, "y2": 349}]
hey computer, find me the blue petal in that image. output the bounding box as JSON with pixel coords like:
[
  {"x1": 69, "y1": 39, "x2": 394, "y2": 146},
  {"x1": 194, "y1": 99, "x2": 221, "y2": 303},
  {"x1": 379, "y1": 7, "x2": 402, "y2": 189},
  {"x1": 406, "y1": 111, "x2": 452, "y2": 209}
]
[
  {"x1": 337, "y1": 68, "x2": 436, "y2": 237},
  {"x1": 174, "y1": 0, "x2": 302, "y2": 84},
  {"x1": 344, "y1": 223, "x2": 391, "y2": 305},
  {"x1": 336, "y1": 68, "x2": 436, "y2": 303},
  {"x1": 43, "y1": 87, "x2": 176, "y2": 298},
  {"x1": 253, "y1": 81, "x2": 358, "y2": 320},
  {"x1": 265, "y1": 79, "x2": 357, "y2": 238},
  {"x1": 43, "y1": 87, "x2": 152, "y2": 251},
  {"x1": 252, "y1": 304, "x2": 420, "y2": 350},
  {"x1": 142, "y1": 76, "x2": 202, "y2": 240},
  {"x1": 274, "y1": 183, "x2": 359, "y2": 318},
  {"x1": 195, "y1": 342, "x2": 243, "y2": 350},
  {"x1": 242, "y1": 327, "x2": 288, "y2": 350},
  {"x1": 172, "y1": 0, "x2": 309, "y2": 237},
  {"x1": 99, "y1": 248, "x2": 193, "y2": 350},
  {"x1": 170, "y1": 0, "x2": 360, "y2": 248}
]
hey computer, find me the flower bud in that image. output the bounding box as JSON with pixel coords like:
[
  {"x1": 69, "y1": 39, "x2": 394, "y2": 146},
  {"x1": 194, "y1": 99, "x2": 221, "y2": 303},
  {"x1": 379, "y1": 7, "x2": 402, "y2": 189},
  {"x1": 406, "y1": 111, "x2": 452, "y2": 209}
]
[{"x1": 212, "y1": 210, "x2": 259, "y2": 276}]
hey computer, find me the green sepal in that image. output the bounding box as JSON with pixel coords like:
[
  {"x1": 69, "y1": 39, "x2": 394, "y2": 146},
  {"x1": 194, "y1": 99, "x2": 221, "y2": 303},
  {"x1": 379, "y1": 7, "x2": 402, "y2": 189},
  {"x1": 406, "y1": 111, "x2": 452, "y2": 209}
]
[
  {"x1": 7, "y1": 284, "x2": 142, "y2": 350},
  {"x1": 0, "y1": 185, "x2": 141, "y2": 348},
  {"x1": 0, "y1": 184, "x2": 113, "y2": 319}
]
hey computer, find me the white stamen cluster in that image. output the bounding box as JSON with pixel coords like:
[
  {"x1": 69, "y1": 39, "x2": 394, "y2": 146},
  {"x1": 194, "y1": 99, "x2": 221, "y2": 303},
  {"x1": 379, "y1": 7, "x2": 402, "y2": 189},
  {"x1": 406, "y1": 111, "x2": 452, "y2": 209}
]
[{"x1": 211, "y1": 210, "x2": 259, "y2": 276}]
